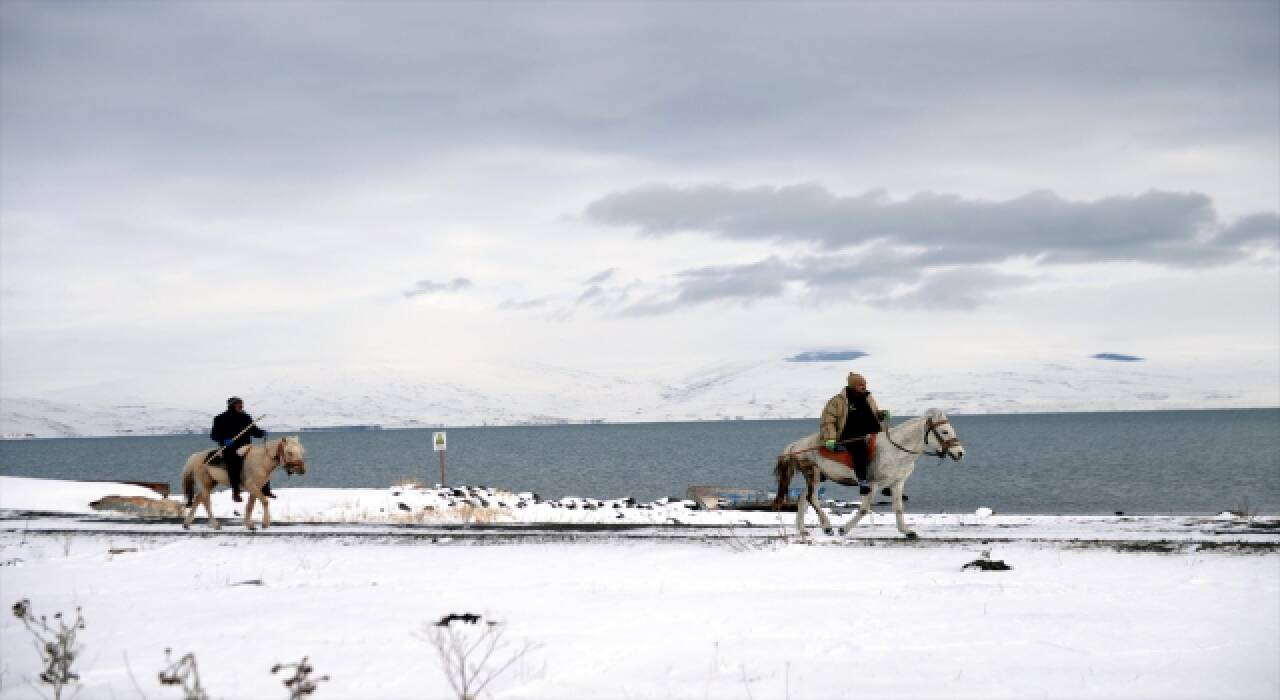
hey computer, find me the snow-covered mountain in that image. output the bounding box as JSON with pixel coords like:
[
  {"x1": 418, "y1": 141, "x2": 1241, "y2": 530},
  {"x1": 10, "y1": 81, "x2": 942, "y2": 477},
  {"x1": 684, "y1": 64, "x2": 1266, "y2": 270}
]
[{"x1": 2, "y1": 354, "x2": 1275, "y2": 438}]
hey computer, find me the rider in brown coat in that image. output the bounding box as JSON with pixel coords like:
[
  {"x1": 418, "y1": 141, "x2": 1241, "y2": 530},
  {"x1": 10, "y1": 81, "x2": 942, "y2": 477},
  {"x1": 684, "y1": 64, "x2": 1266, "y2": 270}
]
[{"x1": 819, "y1": 372, "x2": 889, "y2": 494}]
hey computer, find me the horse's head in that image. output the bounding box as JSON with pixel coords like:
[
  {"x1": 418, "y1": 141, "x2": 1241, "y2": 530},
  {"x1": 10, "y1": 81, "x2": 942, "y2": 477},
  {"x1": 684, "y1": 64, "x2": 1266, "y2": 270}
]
[
  {"x1": 275, "y1": 436, "x2": 307, "y2": 475},
  {"x1": 925, "y1": 410, "x2": 965, "y2": 462}
]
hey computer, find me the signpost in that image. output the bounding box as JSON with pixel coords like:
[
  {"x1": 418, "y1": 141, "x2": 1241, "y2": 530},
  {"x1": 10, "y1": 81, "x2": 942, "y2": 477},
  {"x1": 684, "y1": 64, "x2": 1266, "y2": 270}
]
[{"x1": 432, "y1": 431, "x2": 447, "y2": 487}]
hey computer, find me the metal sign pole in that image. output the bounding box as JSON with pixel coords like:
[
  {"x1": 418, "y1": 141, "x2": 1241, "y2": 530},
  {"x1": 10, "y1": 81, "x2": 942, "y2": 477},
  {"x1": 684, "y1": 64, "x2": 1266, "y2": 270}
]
[{"x1": 432, "y1": 431, "x2": 447, "y2": 487}]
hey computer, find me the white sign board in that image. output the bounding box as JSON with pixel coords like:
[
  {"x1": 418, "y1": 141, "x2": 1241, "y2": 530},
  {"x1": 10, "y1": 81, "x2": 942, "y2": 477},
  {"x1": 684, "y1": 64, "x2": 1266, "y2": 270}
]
[{"x1": 432, "y1": 431, "x2": 447, "y2": 452}]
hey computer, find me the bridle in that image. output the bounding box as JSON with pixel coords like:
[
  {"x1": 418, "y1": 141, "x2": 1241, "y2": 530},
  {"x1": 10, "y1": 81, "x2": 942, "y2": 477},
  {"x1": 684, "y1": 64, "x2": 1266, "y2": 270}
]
[
  {"x1": 273, "y1": 439, "x2": 306, "y2": 475},
  {"x1": 882, "y1": 416, "x2": 962, "y2": 460}
]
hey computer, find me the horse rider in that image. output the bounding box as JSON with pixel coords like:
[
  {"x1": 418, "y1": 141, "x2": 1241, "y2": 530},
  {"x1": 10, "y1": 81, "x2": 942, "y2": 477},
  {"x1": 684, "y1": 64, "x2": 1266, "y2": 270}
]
[
  {"x1": 820, "y1": 372, "x2": 890, "y2": 495},
  {"x1": 210, "y1": 397, "x2": 272, "y2": 502}
]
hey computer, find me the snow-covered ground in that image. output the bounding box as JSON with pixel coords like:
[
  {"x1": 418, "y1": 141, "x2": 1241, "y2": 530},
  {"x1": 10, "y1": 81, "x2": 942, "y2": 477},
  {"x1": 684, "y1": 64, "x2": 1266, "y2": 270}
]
[
  {"x1": 0, "y1": 477, "x2": 1278, "y2": 699},
  {"x1": 3, "y1": 354, "x2": 1276, "y2": 437}
]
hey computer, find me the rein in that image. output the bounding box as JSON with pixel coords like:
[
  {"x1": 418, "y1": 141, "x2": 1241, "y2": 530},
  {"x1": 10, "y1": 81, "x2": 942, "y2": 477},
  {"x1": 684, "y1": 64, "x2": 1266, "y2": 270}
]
[{"x1": 870, "y1": 417, "x2": 959, "y2": 459}]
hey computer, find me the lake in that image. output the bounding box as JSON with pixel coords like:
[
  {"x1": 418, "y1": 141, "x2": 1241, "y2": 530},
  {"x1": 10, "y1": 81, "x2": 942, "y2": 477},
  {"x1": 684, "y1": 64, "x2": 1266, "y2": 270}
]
[{"x1": 1, "y1": 409, "x2": 1277, "y2": 514}]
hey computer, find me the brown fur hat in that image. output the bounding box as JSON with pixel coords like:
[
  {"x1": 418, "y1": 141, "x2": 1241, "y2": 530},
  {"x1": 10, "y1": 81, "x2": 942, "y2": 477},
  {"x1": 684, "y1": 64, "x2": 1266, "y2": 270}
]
[{"x1": 847, "y1": 372, "x2": 867, "y2": 388}]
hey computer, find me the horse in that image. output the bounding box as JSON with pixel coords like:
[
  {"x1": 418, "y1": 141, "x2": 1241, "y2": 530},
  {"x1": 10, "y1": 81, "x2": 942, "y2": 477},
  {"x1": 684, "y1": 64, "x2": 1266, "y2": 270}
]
[
  {"x1": 180, "y1": 436, "x2": 307, "y2": 530},
  {"x1": 773, "y1": 409, "x2": 965, "y2": 539}
]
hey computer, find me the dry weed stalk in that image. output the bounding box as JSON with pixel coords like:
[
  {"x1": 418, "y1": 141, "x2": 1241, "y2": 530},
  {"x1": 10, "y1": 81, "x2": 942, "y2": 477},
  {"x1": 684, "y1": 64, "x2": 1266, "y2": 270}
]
[
  {"x1": 158, "y1": 648, "x2": 209, "y2": 700},
  {"x1": 11, "y1": 599, "x2": 84, "y2": 700},
  {"x1": 420, "y1": 616, "x2": 537, "y2": 700},
  {"x1": 272, "y1": 656, "x2": 329, "y2": 699}
]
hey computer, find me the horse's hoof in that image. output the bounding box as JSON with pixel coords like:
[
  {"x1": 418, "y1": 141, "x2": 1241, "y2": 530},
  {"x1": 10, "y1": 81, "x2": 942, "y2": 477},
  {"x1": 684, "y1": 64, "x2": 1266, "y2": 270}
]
[
  {"x1": 904, "y1": 531, "x2": 919, "y2": 540},
  {"x1": 823, "y1": 528, "x2": 835, "y2": 536},
  {"x1": 182, "y1": 523, "x2": 190, "y2": 530}
]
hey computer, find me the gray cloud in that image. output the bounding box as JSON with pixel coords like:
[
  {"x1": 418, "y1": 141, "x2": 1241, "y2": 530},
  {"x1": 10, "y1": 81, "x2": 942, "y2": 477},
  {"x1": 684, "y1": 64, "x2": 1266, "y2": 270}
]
[
  {"x1": 1092, "y1": 353, "x2": 1144, "y2": 362},
  {"x1": 403, "y1": 277, "x2": 472, "y2": 298},
  {"x1": 587, "y1": 184, "x2": 1274, "y2": 267},
  {"x1": 602, "y1": 250, "x2": 1039, "y2": 315},
  {"x1": 2, "y1": 2, "x2": 1274, "y2": 188},
  {"x1": 1215, "y1": 213, "x2": 1280, "y2": 248},
  {"x1": 498, "y1": 297, "x2": 549, "y2": 311},
  {"x1": 584, "y1": 268, "x2": 617, "y2": 285},
  {"x1": 623, "y1": 257, "x2": 791, "y2": 316},
  {"x1": 882, "y1": 268, "x2": 1039, "y2": 311}
]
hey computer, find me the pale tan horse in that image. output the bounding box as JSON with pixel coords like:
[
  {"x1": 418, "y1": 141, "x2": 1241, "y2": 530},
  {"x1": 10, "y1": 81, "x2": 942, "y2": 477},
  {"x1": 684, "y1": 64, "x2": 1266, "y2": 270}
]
[
  {"x1": 180, "y1": 436, "x2": 307, "y2": 530},
  {"x1": 773, "y1": 410, "x2": 964, "y2": 539}
]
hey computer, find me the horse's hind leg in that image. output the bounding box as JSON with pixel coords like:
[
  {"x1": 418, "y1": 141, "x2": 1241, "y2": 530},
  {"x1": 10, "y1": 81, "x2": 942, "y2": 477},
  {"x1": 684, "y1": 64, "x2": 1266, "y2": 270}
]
[
  {"x1": 199, "y1": 474, "x2": 219, "y2": 530},
  {"x1": 794, "y1": 466, "x2": 820, "y2": 538},
  {"x1": 792, "y1": 470, "x2": 808, "y2": 537},
  {"x1": 809, "y1": 474, "x2": 833, "y2": 535}
]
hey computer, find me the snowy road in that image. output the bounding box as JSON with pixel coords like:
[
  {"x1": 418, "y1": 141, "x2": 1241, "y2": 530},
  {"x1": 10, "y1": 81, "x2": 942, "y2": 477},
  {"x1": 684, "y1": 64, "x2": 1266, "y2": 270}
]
[{"x1": 3, "y1": 511, "x2": 1278, "y2": 552}]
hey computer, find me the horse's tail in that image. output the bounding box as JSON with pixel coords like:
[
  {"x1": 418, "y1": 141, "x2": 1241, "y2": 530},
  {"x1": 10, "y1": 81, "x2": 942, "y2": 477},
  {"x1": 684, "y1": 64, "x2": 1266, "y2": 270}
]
[
  {"x1": 182, "y1": 460, "x2": 197, "y2": 508},
  {"x1": 772, "y1": 455, "x2": 796, "y2": 510}
]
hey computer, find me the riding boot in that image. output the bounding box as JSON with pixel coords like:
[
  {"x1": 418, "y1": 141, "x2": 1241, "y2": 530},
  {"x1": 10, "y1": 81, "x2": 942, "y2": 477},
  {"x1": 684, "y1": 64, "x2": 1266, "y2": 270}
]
[
  {"x1": 853, "y1": 444, "x2": 872, "y2": 495},
  {"x1": 227, "y1": 460, "x2": 244, "y2": 502},
  {"x1": 262, "y1": 481, "x2": 277, "y2": 499}
]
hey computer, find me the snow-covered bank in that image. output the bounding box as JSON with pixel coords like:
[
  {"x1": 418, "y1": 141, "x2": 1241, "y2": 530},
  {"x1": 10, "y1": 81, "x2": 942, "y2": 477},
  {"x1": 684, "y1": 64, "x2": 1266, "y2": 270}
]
[{"x1": 3, "y1": 477, "x2": 1279, "y2": 547}]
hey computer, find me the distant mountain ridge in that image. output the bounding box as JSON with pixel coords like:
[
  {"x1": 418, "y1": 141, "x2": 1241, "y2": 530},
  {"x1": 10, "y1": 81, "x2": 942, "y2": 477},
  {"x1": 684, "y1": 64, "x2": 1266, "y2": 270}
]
[{"x1": 1, "y1": 355, "x2": 1274, "y2": 438}]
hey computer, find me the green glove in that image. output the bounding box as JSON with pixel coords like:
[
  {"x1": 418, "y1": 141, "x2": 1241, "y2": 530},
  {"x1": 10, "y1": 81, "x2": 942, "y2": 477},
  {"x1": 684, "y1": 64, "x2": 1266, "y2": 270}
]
[
  {"x1": 878, "y1": 409, "x2": 891, "y2": 423},
  {"x1": 824, "y1": 439, "x2": 837, "y2": 450}
]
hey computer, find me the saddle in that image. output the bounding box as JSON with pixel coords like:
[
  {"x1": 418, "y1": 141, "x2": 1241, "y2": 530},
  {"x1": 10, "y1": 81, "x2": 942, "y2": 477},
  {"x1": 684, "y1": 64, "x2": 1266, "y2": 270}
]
[
  {"x1": 202, "y1": 449, "x2": 226, "y2": 467},
  {"x1": 818, "y1": 434, "x2": 878, "y2": 470},
  {"x1": 818, "y1": 446, "x2": 854, "y2": 469}
]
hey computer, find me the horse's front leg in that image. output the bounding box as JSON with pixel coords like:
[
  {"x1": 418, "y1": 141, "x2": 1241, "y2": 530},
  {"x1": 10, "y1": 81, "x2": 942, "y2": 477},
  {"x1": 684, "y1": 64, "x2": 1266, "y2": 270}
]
[
  {"x1": 891, "y1": 482, "x2": 917, "y2": 539},
  {"x1": 841, "y1": 490, "x2": 874, "y2": 537},
  {"x1": 243, "y1": 494, "x2": 257, "y2": 530}
]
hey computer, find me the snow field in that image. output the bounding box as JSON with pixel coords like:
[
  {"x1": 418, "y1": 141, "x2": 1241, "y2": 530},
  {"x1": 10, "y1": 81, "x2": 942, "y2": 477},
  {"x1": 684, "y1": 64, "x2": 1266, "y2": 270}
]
[{"x1": 0, "y1": 532, "x2": 1277, "y2": 699}]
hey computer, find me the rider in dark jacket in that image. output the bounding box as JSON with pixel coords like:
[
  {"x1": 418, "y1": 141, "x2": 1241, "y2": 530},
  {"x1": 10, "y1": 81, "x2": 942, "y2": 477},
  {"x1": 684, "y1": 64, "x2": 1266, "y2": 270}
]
[{"x1": 210, "y1": 397, "x2": 266, "y2": 502}]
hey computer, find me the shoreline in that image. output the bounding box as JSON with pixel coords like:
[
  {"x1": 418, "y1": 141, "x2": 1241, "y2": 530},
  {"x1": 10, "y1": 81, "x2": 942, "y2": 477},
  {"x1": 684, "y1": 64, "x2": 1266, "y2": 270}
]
[{"x1": 3, "y1": 405, "x2": 1278, "y2": 440}]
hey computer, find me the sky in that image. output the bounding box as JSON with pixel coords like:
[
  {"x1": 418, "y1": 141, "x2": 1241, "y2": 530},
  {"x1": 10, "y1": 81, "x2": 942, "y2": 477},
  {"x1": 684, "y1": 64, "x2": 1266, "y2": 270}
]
[{"x1": 1, "y1": 0, "x2": 1277, "y2": 402}]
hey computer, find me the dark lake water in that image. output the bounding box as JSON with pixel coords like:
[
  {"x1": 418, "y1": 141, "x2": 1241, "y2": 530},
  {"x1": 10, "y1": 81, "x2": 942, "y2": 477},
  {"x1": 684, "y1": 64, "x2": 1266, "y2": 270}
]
[{"x1": 1, "y1": 409, "x2": 1277, "y2": 514}]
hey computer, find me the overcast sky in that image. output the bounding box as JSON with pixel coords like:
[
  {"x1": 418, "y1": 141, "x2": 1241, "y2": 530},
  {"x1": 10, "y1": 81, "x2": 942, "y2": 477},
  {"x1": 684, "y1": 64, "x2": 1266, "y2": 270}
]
[{"x1": 1, "y1": 0, "x2": 1277, "y2": 398}]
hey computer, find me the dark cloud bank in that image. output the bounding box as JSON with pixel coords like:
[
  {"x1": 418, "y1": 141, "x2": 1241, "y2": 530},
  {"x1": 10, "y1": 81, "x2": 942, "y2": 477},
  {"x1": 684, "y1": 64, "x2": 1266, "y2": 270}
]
[{"x1": 585, "y1": 185, "x2": 1279, "y2": 313}]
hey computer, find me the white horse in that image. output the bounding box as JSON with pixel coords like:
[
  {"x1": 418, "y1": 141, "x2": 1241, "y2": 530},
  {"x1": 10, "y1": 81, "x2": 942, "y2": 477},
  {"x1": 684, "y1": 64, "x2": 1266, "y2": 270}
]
[
  {"x1": 773, "y1": 409, "x2": 965, "y2": 539},
  {"x1": 180, "y1": 436, "x2": 307, "y2": 530}
]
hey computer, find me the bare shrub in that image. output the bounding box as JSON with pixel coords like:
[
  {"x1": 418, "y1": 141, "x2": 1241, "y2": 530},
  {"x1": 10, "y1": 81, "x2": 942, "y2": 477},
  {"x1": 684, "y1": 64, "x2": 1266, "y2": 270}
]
[
  {"x1": 10, "y1": 598, "x2": 84, "y2": 700},
  {"x1": 419, "y1": 614, "x2": 538, "y2": 700},
  {"x1": 158, "y1": 648, "x2": 209, "y2": 700},
  {"x1": 454, "y1": 505, "x2": 506, "y2": 525},
  {"x1": 272, "y1": 656, "x2": 329, "y2": 699},
  {"x1": 392, "y1": 476, "x2": 427, "y2": 489}
]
